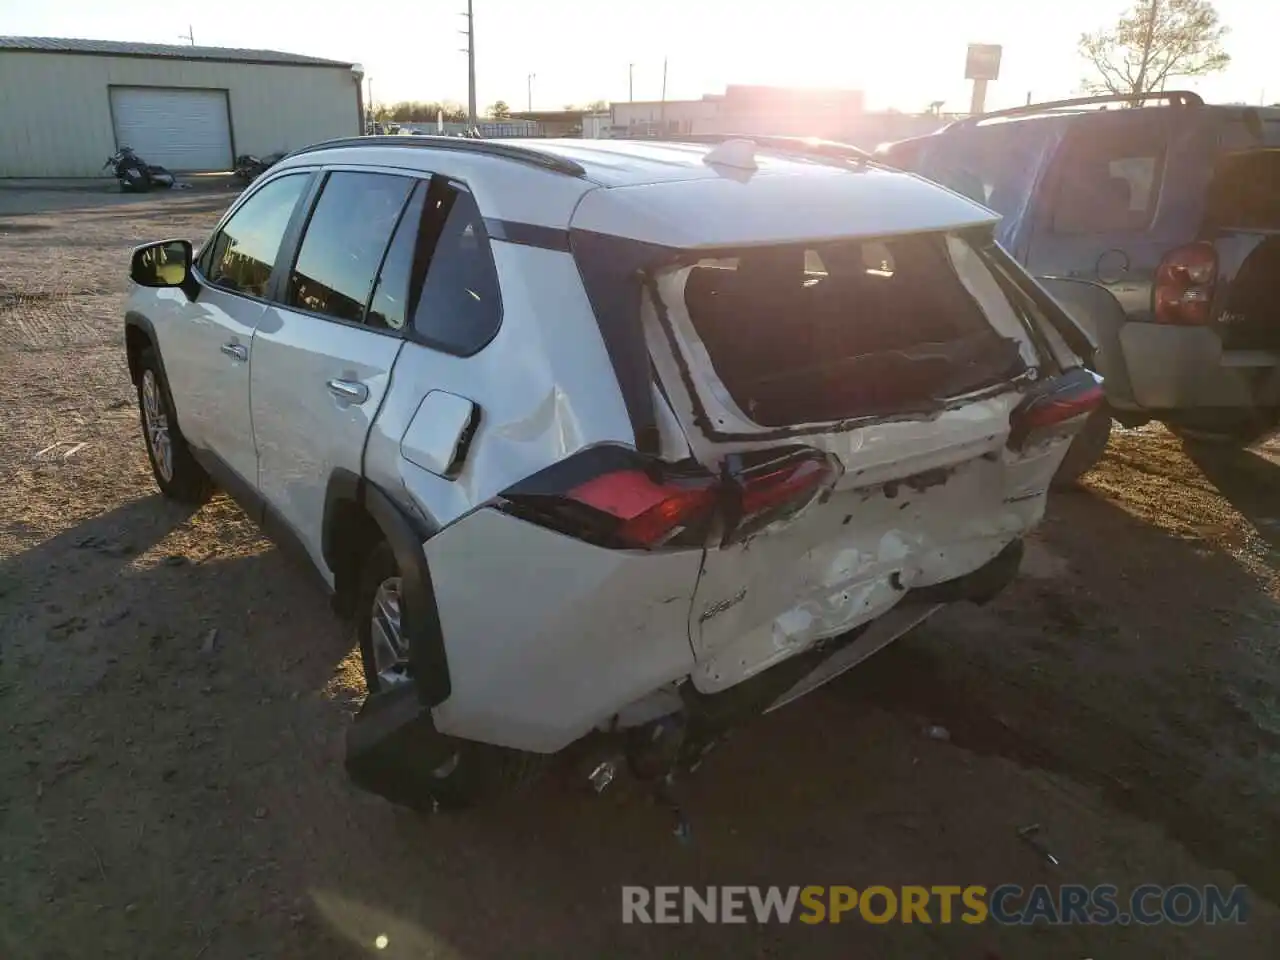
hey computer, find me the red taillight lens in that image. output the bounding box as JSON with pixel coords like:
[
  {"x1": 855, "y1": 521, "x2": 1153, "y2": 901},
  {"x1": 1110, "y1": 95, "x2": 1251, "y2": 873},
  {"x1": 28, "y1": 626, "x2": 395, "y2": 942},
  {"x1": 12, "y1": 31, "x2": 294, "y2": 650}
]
[
  {"x1": 499, "y1": 448, "x2": 721, "y2": 550},
  {"x1": 1154, "y1": 243, "x2": 1217, "y2": 325},
  {"x1": 1008, "y1": 368, "x2": 1105, "y2": 450},
  {"x1": 726, "y1": 452, "x2": 839, "y2": 543},
  {"x1": 569, "y1": 470, "x2": 718, "y2": 548}
]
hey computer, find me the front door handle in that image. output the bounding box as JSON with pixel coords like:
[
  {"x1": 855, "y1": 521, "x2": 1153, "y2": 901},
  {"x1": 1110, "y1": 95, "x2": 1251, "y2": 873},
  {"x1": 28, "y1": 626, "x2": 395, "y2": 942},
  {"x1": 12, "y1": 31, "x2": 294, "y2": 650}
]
[
  {"x1": 220, "y1": 342, "x2": 248, "y2": 362},
  {"x1": 327, "y1": 379, "x2": 369, "y2": 404}
]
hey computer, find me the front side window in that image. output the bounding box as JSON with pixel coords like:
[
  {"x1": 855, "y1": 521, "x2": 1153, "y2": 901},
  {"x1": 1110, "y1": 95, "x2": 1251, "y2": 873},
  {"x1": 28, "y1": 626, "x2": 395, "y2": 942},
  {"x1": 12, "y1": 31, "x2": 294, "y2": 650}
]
[
  {"x1": 205, "y1": 174, "x2": 308, "y2": 297},
  {"x1": 287, "y1": 171, "x2": 414, "y2": 324},
  {"x1": 410, "y1": 184, "x2": 502, "y2": 356}
]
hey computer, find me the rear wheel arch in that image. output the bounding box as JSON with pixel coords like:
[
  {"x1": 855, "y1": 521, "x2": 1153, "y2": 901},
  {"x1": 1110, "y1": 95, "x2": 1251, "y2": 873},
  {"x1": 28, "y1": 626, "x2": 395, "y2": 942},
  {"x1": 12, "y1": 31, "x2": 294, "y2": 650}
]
[{"x1": 322, "y1": 472, "x2": 451, "y2": 706}]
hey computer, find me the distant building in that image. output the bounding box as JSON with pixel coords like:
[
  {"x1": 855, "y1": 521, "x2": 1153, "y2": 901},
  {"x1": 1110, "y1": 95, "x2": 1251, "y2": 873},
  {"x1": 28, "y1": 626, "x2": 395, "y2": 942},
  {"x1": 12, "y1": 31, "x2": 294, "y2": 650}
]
[
  {"x1": 0, "y1": 36, "x2": 362, "y2": 178},
  {"x1": 608, "y1": 84, "x2": 950, "y2": 148}
]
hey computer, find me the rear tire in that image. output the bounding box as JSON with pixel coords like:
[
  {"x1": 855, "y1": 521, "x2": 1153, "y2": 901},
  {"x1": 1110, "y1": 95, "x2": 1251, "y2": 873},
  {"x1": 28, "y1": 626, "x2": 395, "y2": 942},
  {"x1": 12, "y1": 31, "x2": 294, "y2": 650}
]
[
  {"x1": 136, "y1": 347, "x2": 212, "y2": 504},
  {"x1": 353, "y1": 540, "x2": 546, "y2": 811},
  {"x1": 1168, "y1": 411, "x2": 1280, "y2": 448},
  {"x1": 1051, "y1": 407, "x2": 1112, "y2": 487}
]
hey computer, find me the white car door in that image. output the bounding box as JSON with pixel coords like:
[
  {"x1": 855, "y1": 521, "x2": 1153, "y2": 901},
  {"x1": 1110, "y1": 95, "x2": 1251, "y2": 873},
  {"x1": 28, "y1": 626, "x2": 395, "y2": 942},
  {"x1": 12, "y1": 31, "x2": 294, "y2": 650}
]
[
  {"x1": 162, "y1": 172, "x2": 312, "y2": 486},
  {"x1": 249, "y1": 169, "x2": 416, "y2": 581}
]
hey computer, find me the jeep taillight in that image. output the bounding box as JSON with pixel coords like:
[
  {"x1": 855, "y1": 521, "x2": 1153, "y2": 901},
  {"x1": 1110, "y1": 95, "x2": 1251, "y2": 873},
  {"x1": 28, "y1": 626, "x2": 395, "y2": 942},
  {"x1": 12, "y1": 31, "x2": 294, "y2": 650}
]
[
  {"x1": 499, "y1": 448, "x2": 719, "y2": 550},
  {"x1": 1153, "y1": 243, "x2": 1217, "y2": 325}
]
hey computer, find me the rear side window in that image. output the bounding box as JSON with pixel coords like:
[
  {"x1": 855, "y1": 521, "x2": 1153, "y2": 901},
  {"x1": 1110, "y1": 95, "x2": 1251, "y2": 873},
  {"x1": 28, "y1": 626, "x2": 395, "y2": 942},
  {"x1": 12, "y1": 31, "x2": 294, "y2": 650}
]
[
  {"x1": 287, "y1": 171, "x2": 414, "y2": 324},
  {"x1": 1050, "y1": 122, "x2": 1166, "y2": 234},
  {"x1": 204, "y1": 174, "x2": 308, "y2": 297},
  {"x1": 409, "y1": 183, "x2": 502, "y2": 356}
]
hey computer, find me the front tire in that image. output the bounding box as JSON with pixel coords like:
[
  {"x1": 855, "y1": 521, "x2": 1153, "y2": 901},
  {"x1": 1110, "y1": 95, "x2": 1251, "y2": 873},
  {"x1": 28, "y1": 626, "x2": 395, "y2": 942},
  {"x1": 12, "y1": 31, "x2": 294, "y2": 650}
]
[
  {"x1": 136, "y1": 347, "x2": 212, "y2": 504},
  {"x1": 353, "y1": 540, "x2": 545, "y2": 810}
]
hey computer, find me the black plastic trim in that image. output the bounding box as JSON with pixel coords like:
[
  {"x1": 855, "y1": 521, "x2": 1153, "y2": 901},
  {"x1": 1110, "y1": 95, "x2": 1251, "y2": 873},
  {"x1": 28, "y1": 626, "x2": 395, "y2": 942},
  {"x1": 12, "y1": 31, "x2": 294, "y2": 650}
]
[
  {"x1": 362, "y1": 483, "x2": 451, "y2": 706},
  {"x1": 483, "y1": 218, "x2": 572, "y2": 252},
  {"x1": 282, "y1": 136, "x2": 587, "y2": 178},
  {"x1": 123, "y1": 311, "x2": 163, "y2": 386}
]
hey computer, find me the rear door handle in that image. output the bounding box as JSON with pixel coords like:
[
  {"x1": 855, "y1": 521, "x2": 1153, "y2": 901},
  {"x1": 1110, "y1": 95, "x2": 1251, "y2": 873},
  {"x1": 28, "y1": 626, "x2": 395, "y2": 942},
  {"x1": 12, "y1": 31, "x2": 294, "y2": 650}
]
[
  {"x1": 327, "y1": 379, "x2": 369, "y2": 404},
  {"x1": 220, "y1": 342, "x2": 248, "y2": 362}
]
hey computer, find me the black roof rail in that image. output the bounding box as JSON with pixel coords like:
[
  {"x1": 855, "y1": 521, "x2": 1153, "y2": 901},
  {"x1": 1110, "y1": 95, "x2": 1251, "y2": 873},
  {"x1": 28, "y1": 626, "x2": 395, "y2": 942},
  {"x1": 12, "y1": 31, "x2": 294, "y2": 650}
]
[
  {"x1": 283, "y1": 135, "x2": 586, "y2": 178},
  {"x1": 952, "y1": 90, "x2": 1205, "y2": 128},
  {"x1": 647, "y1": 132, "x2": 874, "y2": 164}
]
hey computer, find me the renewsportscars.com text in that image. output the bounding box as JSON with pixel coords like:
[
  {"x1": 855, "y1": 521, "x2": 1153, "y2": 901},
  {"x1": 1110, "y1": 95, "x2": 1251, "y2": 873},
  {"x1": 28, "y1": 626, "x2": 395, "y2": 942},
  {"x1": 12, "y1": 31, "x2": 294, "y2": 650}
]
[{"x1": 621, "y1": 884, "x2": 1250, "y2": 926}]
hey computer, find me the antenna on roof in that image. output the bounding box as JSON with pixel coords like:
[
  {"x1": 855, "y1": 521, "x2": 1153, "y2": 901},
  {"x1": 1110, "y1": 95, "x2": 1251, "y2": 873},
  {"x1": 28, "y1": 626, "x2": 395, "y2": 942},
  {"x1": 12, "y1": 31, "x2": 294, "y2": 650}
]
[{"x1": 702, "y1": 139, "x2": 758, "y2": 171}]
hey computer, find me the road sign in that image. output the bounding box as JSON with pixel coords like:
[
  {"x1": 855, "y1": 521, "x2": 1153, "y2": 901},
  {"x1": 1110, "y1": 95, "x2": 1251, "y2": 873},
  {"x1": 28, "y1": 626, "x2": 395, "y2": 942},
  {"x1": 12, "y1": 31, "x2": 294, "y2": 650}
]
[{"x1": 965, "y1": 44, "x2": 1003, "y2": 81}]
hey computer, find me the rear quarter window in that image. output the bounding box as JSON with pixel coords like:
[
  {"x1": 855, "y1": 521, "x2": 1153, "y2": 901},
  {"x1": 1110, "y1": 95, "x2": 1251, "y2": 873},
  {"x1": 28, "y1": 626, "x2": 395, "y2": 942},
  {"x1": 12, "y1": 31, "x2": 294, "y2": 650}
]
[{"x1": 1049, "y1": 120, "x2": 1168, "y2": 234}]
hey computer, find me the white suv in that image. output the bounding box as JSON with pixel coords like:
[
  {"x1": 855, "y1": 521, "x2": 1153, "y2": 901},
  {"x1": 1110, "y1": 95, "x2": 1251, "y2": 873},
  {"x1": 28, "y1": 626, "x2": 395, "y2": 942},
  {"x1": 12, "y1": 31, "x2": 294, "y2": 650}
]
[{"x1": 124, "y1": 135, "x2": 1100, "y2": 809}]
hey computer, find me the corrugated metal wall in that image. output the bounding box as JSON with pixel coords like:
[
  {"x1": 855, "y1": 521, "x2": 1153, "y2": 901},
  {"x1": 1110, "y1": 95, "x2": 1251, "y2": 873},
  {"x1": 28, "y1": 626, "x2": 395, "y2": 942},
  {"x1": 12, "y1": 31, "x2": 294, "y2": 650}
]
[{"x1": 0, "y1": 51, "x2": 359, "y2": 177}]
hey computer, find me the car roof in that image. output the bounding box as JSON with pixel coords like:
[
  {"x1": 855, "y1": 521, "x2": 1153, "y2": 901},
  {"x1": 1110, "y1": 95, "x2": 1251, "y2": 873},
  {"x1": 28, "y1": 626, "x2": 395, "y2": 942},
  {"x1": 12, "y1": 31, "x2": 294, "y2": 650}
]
[{"x1": 274, "y1": 136, "x2": 1000, "y2": 246}]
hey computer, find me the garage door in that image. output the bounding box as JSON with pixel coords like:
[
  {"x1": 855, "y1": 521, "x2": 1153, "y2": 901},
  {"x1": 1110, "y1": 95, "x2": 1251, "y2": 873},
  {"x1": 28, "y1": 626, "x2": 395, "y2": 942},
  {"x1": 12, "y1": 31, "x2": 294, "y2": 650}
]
[{"x1": 110, "y1": 87, "x2": 233, "y2": 172}]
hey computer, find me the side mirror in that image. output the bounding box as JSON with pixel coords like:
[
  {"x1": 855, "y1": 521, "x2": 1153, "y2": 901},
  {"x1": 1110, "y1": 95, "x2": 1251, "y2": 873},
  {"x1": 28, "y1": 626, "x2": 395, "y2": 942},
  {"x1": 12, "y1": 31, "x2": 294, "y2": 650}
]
[{"x1": 130, "y1": 239, "x2": 192, "y2": 288}]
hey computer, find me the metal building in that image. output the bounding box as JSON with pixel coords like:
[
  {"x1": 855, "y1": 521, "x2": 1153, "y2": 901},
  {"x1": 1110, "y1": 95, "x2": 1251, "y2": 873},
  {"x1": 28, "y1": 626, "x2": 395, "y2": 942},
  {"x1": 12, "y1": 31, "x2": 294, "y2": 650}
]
[{"x1": 0, "y1": 37, "x2": 362, "y2": 178}]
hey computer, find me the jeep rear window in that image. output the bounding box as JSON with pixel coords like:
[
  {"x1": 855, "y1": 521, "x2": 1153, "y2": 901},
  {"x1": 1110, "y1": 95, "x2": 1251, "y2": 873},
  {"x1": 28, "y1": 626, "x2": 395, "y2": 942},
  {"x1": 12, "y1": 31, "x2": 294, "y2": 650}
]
[{"x1": 671, "y1": 233, "x2": 1028, "y2": 426}]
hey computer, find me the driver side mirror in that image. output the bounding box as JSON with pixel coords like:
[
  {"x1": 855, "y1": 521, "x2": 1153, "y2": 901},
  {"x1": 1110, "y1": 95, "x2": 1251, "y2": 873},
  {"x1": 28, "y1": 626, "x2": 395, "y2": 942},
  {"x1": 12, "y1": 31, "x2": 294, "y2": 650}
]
[{"x1": 130, "y1": 239, "x2": 192, "y2": 288}]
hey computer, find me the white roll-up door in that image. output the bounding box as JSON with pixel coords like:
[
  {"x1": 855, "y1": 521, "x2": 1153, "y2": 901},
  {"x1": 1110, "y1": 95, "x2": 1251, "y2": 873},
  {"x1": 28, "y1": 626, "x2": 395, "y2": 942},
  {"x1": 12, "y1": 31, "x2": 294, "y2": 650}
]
[{"x1": 110, "y1": 87, "x2": 233, "y2": 172}]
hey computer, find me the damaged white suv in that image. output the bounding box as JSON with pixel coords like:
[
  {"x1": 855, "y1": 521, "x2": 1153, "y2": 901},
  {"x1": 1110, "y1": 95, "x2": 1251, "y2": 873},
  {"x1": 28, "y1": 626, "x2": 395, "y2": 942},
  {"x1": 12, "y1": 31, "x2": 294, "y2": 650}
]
[{"x1": 124, "y1": 135, "x2": 1099, "y2": 809}]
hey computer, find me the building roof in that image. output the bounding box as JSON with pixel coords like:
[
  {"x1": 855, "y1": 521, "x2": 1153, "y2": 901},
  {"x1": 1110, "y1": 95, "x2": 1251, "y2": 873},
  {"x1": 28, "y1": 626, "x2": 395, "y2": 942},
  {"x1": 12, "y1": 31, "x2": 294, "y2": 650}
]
[{"x1": 0, "y1": 36, "x2": 353, "y2": 68}]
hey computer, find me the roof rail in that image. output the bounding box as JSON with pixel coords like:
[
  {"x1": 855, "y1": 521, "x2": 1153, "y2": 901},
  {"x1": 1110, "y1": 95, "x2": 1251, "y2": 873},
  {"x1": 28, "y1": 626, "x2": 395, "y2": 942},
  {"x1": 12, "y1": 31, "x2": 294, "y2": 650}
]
[
  {"x1": 649, "y1": 132, "x2": 874, "y2": 164},
  {"x1": 283, "y1": 135, "x2": 586, "y2": 178},
  {"x1": 952, "y1": 90, "x2": 1204, "y2": 128}
]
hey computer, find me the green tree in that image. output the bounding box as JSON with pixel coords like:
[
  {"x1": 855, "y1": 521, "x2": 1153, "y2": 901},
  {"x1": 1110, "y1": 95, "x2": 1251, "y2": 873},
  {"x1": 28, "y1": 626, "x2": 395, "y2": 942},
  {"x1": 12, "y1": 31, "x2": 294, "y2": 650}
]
[
  {"x1": 488, "y1": 100, "x2": 512, "y2": 119},
  {"x1": 1079, "y1": 0, "x2": 1230, "y2": 96}
]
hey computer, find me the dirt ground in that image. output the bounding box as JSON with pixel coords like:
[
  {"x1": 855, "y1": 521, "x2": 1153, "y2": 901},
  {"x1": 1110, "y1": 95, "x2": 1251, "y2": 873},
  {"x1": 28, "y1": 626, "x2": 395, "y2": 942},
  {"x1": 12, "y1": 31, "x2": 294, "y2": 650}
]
[{"x1": 2, "y1": 188, "x2": 1279, "y2": 960}]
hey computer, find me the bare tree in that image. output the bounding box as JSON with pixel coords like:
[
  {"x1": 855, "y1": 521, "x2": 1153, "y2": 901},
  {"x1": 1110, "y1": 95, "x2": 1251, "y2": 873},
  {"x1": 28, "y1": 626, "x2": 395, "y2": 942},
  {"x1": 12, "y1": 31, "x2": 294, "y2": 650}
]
[{"x1": 1079, "y1": 0, "x2": 1230, "y2": 96}]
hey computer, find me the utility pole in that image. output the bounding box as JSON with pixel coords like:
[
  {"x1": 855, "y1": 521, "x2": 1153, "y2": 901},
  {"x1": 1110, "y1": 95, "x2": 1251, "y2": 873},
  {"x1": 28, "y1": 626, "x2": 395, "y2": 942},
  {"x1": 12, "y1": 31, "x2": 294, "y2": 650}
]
[
  {"x1": 660, "y1": 57, "x2": 668, "y2": 128},
  {"x1": 629, "y1": 62, "x2": 635, "y2": 102},
  {"x1": 460, "y1": 0, "x2": 477, "y2": 127},
  {"x1": 527, "y1": 73, "x2": 535, "y2": 112},
  {"x1": 178, "y1": 25, "x2": 194, "y2": 46}
]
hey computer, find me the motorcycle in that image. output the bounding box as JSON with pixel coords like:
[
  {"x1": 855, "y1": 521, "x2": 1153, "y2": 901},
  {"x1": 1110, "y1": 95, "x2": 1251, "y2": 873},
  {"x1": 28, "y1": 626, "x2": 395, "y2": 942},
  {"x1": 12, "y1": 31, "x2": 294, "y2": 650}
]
[
  {"x1": 233, "y1": 151, "x2": 286, "y2": 186},
  {"x1": 103, "y1": 147, "x2": 175, "y2": 193}
]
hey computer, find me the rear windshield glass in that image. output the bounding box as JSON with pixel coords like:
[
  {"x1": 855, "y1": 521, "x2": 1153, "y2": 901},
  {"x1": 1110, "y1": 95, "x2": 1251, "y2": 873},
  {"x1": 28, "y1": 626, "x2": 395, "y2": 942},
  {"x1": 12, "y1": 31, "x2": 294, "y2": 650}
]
[{"x1": 671, "y1": 233, "x2": 1029, "y2": 426}]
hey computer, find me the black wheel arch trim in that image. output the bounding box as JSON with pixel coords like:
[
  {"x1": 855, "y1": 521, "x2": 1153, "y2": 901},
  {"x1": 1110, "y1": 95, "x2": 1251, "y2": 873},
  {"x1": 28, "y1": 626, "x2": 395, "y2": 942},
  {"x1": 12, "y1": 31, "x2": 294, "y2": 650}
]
[
  {"x1": 124, "y1": 310, "x2": 168, "y2": 387},
  {"x1": 324, "y1": 469, "x2": 451, "y2": 707}
]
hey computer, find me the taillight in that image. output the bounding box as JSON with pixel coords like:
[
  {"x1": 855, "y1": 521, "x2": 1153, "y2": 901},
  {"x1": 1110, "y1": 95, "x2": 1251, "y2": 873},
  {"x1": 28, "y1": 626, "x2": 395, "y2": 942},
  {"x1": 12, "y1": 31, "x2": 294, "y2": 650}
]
[
  {"x1": 568, "y1": 470, "x2": 717, "y2": 548},
  {"x1": 499, "y1": 448, "x2": 719, "y2": 550},
  {"x1": 1008, "y1": 368, "x2": 1105, "y2": 451},
  {"x1": 1154, "y1": 243, "x2": 1217, "y2": 325},
  {"x1": 723, "y1": 449, "x2": 840, "y2": 544}
]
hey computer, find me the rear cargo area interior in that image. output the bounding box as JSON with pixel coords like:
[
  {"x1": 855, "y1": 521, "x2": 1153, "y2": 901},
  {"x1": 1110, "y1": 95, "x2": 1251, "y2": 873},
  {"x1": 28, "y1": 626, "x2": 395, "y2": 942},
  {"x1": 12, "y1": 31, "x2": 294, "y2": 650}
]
[{"x1": 681, "y1": 234, "x2": 1027, "y2": 426}]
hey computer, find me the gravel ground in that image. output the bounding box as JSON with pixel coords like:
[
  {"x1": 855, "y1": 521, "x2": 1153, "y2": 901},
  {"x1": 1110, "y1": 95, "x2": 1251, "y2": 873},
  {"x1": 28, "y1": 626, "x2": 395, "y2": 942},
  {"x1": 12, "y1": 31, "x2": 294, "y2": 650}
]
[{"x1": 2, "y1": 188, "x2": 1279, "y2": 959}]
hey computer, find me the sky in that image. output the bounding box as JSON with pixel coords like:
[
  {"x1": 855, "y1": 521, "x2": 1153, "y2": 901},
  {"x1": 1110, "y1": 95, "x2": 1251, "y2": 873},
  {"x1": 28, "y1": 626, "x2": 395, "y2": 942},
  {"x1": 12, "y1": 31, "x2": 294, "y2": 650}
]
[{"x1": 2, "y1": 0, "x2": 1274, "y2": 113}]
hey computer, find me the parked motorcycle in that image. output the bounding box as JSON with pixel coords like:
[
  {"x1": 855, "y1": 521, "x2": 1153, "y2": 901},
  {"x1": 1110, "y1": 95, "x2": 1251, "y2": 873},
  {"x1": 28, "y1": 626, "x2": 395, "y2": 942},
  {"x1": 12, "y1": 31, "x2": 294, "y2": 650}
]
[
  {"x1": 234, "y1": 151, "x2": 286, "y2": 186},
  {"x1": 103, "y1": 147, "x2": 175, "y2": 193}
]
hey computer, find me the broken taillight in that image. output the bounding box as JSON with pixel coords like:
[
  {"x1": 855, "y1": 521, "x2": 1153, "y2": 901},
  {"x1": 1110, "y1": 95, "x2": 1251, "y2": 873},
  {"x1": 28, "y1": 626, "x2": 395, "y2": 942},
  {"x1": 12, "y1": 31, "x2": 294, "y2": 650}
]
[
  {"x1": 1008, "y1": 368, "x2": 1105, "y2": 451},
  {"x1": 1153, "y1": 243, "x2": 1218, "y2": 325},
  {"x1": 722, "y1": 449, "x2": 840, "y2": 544},
  {"x1": 499, "y1": 447, "x2": 719, "y2": 550}
]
